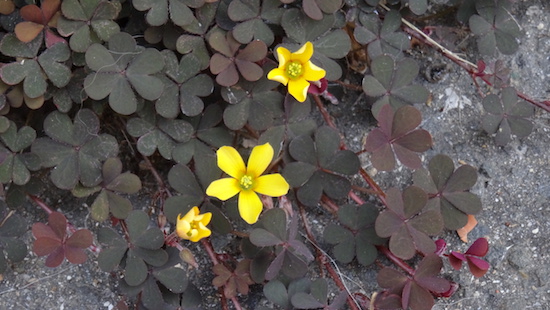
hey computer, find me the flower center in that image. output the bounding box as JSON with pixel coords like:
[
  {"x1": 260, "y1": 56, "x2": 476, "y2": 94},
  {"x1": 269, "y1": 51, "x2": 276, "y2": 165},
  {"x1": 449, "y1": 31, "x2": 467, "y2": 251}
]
[
  {"x1": 286, "y1": 61, "x2": 303, "y2": 79},
  {"x1": 240, "y1": 175, "x2": 254, "y2": 190},
  {"x1": 187, "y1": 222, "x2": 198, "y2": 236}
]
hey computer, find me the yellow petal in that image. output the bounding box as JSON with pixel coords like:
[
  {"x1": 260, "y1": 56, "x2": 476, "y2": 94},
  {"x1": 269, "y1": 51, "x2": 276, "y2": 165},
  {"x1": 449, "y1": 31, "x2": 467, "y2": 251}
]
[
  {"x1": 303, "y1": 61, "x2": 326, "y2": 81},
  {"x1": 246, "y1": 143, "x2": 274, "y2": 178},
  {"x1": 176, "y1": 217, "x2": 191, "y2": 239},
  {"x1": 217, "y1": 146, "x2": 246, "y2": 179},
  {"x1": 206, "y1": 178, "x2": 241, "y2": 200},
  {"x1": 276, "y1": 46, "x2": 291, "y2": 66},
  {"x1": 291, "y1": 42, "x2": 313, "y2": 63},
  {"x1": 199, "y1": 212, "x2": 212, "y2": 226},
  {"x1": 238, "y1": 190, "x2": 263, "y2": 224},
  {"x1": 190, "y1": 224, "x2": 211, "y2": 242},
  {"x1": 267, "y1": 68, "x2": 289, "y2": 85},
  {"x1": 254, "y1": 174, "x2": 290, "y2": 197},
  {"x1": 288, "y1": 78, "x2": 310, "y2": 102}
]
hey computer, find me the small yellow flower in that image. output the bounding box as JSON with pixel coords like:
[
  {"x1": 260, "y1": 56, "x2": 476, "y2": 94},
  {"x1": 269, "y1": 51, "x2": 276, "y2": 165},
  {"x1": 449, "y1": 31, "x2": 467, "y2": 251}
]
[
  {"x1": 176, "y1": 206, "x2": 212, "y2": 242},
  {"x1": 267, "y1": 41, "x2": 326, "y2": 102},
  {"x1": 206, "y1": 143, "x2": 290, "y2": 224}
]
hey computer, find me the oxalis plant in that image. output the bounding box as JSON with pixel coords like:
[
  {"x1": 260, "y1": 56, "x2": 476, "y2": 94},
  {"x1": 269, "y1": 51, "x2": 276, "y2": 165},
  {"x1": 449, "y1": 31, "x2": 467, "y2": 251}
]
[{"x1": 0, "y1": 0, "x2": 546, "y2": 309}]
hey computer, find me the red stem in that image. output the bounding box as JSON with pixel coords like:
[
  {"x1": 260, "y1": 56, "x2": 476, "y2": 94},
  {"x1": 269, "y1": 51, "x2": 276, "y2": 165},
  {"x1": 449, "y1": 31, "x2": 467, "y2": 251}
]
[
  {"x1": 376, "y1": 245, "x2": 415, "y2": 276},
  {"x1": 299, "y1": 205, "x2": 363, "y2": 310},
  {"x1": 402, "y1": 25, "x2": 550, "y2": 113}
]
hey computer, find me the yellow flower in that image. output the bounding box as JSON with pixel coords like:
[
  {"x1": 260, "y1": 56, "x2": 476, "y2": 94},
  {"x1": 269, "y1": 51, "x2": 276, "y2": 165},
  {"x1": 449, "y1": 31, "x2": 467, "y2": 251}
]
[
  {"x1": 267, "y1": 41, "x2": 326, "y2": 102},
  {"x1": 176, "y1": 206, "x2": 212, "y2": 242},
  {"x1": 206, "y1": 143, "x2": 290, "y2": 224}
]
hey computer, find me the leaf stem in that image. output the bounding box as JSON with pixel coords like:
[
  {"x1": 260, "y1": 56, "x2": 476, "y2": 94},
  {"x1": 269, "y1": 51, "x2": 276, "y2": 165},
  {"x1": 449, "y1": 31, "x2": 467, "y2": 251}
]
[
  {"x1": 299, "y1": 205, "x2": 363, "y2": 310},
  {"x1": 376, "y1": 245, "x2": 415, "y2": 276},
  {"x1": 378, "y1": 3, "x2": 550, "y2": 112}
]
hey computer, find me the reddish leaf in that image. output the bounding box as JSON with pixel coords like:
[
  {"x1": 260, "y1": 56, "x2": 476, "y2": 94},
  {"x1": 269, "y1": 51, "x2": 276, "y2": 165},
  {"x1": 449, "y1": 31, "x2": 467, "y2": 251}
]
[
  {"x1": 448, "y1": 251, "x2": 466, "y2": 270},
  {"x1": 377, "y1": 267, "x2": 408, "y2": 293},
  {"x1": 32, "y1": 222, "x2": 59, "y2": 240},
  {"x1": 234, "y1": 59, "x2": 263, "y2": 82},
  {"x1": 45, "y1": 246, "x2": 65, "y2": 267},
  {"x1": 465, "y1": 237, "x2": 489, "y2": 257},
  {"x1": 64, "y1": 246, "x2": 88, "y2": 264},
  {"x1": 0, "y1": 0, "x2": 15, "y2": 15},
  {"x1": 40, "y1": 0, "x2": 61, "y2": 22},
  {"x1": 66, "y1": 229, "x2": 93, "y2": 248},
  {"x1": 237, "y1": 40, "x2": 267, "y2": 62},
  {"x1": 48, "y1": 212, "x2": 67, "y2": 240},
  {"x1": 307, "y1": 78, "x2": 328, "y2": 95},
  {"x1": 20, "y1": 4, "x2": 43, "y2": 23},
  {"x1": 392, "y1": 106, "x2": 421, "y2": 138},
  {"x1": 434, "y1": 239, "x2": 447, "y2": 256},
  {"x1": 467, "y1": 256, "x2": 490, "y2": 277},
  {"x1": 210, "y1": 54, "x2": 232, "y2": 75},
  {"x1": 33, "y1": 237, "x2": 61, "y2": 256},
  {"x1": 14, "y1": 22, "x2": 44, "y2": 43}
]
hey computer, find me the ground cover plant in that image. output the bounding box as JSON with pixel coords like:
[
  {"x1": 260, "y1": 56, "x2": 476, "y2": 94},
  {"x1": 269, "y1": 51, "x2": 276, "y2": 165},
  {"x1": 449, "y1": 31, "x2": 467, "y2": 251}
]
[{"x1": 0, "y1": 0, "x2": 547, "y2": 309}]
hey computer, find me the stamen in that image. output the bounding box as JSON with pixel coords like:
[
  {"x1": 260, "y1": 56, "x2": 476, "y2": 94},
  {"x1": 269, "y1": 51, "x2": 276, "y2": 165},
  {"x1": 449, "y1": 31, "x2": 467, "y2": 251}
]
[
  {"x1": 286, "y1": 61, "x2": 303, "y2": 79},
  {"x1": 240, "y1": 175, "x2": 254, "y2": 190}
]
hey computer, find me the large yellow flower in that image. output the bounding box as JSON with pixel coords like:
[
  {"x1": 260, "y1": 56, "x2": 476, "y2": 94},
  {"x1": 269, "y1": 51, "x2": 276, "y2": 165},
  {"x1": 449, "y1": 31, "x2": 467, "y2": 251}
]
[
  {"x1": 176, "y1": 206, "x2": 212, "y2": 242},
  {"x1": 206, "y1": 143, "x2": 290, "y2": 224},
  {"x1": 267, "y1": 41, "x2": 326, "y2": 102}
]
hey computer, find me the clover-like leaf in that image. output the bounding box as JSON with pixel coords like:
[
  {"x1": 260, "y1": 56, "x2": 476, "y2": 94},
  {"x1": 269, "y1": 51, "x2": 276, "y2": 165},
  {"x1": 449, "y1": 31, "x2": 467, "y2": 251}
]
[
  {"x1": 280, "y1": 9, "x2": 351, "y2": 80},
  {"x1": 448, "y1": 237, "x2": 490, "y2": 277},
  {"x1": 362, "y1": 55, "x2": 430, "y2": 117},
  {"x1": 469, "y1": 0, "x2": 520, "y2": 55},
  {"x1": 249, "y1": 209, "x2": 313, "y2": 281},
  {"x1": 365, "y1": 105, "x2": 432, "y2": 171},
  {"x1": 163, "y1": 164, "x2": 204, "y2": 222},
  {"x1": 126, "y1": 104, "x2": 194, "y2": 160},
  {"x1": 0, "y1": 32, "x2": 43, "y2": 59},
  {"x1": 413, "y1": 154, "x2": 482, "y2": 230},
  {"x1": 323, "y1": 203, "x2": 384, "y2": 265},
  {"x1": 212, "y1": 259, "x2": 255, "y2": 298},
  {"x1": 84, "y1": 32, "x2": 165, "y2": 115},
  {"x1": 31, "y1": 109, "x2": 119, "y2": 190},
  {"x1": 259, "y1": 94, "x2": 317, "y2": 157},
  {"x1": 32, "y1": 212, "x2": 93, "y2": 267},
  {"x1": 47, "y1": 68, "x2": 88, "y2": 113},
  {"x1": 133, "y1": 0, "x2": 203, "y2": 27},
  {"x1": 99, "y1": 211, "x2": 167, "y2": 286},
  {"x1": 0, "y1": 201, "x2": 27, "y2": 273},
  {"x1": 0, "y1": 120, "x2": 40, "y2": 185},
  {"x1": 176, "y1": 34, "x2": 211, "y2": 70},
  {"x1": 353, "y1": 10, "x2": 410, "y2": 60},
  {"x1": 118, "y1": 248, "x2": 188, "y2": 309},
  {"x1": 302, "y1": 0, "x2": 342, "y2": 20},
  {"x1": 208, "y1": 29, "x2": 267, "y2": 87},
  {"x1": 157, "y1": 51, "x2": 213, "y2": 118},
  {"x1": 14, "y1": 0, "x2": 65, "y2": 47},
  {"x1": 227, "y1": 0, "x2": 282, "y2": 45},
  {"x1": 221, "y1": 65, "x2": 284, "y2": 130},
  {"x1": 378, "y1": 254, "x2": 452, "y2": 310},
  {"x1": 375, "y1": 187, "x2": 443, "y2": 260},
  {"x1": 73, "y1": 157, "x2": 141, "y2": 221},
  {"x1": 283, "y1": 126, "x2": 360, "y2": 207},
  {"x1": 57, "y1": 0, "x2": 121, "y2": 52},
  {"x1": 482, "y1": 87, "x2": 534, "y2": 146},
  {"x1": 0, "y1": 42, "x2": 71, "y2": 99}
]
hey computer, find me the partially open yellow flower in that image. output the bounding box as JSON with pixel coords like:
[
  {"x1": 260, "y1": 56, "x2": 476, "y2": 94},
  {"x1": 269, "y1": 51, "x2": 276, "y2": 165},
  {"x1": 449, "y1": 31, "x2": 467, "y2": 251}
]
[
  {"x1": 176, "y1": 207, "x2": 212, "y2": 242},
  {"x1": 267, "y1": 41, "x2": 326, "y2": 102},
  {"x1": 206, "y1": 143, "x2": 290, "y2": 224}
]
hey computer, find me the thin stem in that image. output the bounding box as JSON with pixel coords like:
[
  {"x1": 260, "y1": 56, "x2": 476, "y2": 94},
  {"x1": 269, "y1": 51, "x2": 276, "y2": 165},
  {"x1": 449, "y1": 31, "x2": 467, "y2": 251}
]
[
  {"x1": 299, "y1": 205, "x2": 363, "y2": 310},
  {"x1": 378, "y1": 3, "x2": 550, "y2": 112},
  {"x1": 376, "y1": 245, "x2": 415, "y2": 276},
  {"x1": 28, "y1": 195, "x2": 100, "y2": 254},
  {"x1": 349, "y1": 191, "x2": 365, "y2": 205}
]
